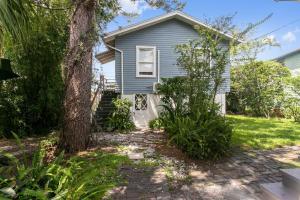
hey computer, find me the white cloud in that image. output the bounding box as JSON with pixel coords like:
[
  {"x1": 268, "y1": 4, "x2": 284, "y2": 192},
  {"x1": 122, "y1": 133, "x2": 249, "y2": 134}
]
[
  {"x1": 119, "y1": 0, "x2": 151, "y2": 14},
  {"x1": 282, "y1": 31, "x2": 296, "y2": 42}
]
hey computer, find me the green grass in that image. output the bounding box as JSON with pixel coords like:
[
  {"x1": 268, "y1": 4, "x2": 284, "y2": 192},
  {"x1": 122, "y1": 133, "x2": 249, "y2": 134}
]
[{"x1": 227, "y1": 115, "x2": 300, "y2": 150}]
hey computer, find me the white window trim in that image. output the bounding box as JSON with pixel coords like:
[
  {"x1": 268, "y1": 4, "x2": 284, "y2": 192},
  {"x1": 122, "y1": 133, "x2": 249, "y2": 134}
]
[{"x1": 136, "y1": 46, "x2": 156, "y2": 78}]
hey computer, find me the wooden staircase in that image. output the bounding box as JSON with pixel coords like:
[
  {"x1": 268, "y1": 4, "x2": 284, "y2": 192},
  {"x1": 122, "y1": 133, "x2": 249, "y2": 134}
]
[
  {"x1": 94, "y1": 91, "x2": 119, "y2": 129},
  {"x1": 261, "y1": 168, "x2": 300, "y2": 200},
  {"x1": 91, "y1": 75, "x2": 120, "y2": 131}
]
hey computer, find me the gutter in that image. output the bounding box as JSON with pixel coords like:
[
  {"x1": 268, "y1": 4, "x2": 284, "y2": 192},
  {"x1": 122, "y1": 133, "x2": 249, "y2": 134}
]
[{"x1": 106, "y1": 44, "x2": 124, "y2": 95}]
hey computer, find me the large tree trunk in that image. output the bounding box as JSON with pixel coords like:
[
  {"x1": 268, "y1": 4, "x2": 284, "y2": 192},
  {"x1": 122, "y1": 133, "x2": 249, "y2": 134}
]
[{"x1": 59, "y1": 0, "x2": 96, "y2": 153}]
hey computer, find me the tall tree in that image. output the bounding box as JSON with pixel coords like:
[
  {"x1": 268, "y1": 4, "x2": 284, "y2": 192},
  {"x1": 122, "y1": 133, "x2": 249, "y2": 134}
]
[{"x1": 59, "y1": 0, "x2": 97, "y2": 152}]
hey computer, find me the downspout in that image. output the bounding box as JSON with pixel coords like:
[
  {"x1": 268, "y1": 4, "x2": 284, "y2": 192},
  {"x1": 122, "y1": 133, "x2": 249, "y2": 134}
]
[
  {"x1": 106, "y1": 44, "x2": 124, "y2": 95},
  {"x1": 157, "y1": 50, "x2": 160, "y2": 83}
]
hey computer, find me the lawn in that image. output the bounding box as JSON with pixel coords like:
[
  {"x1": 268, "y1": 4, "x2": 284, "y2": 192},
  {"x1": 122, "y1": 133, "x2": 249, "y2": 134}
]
[{"x1": 227, "y1": 115, "x2": 300, "y2": 150}]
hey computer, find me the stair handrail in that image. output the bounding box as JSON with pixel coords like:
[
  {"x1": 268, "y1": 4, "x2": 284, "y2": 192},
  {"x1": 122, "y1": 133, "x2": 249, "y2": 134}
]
[{"x1": 91, "y1": 74, "x2": 105, "y2": 114}]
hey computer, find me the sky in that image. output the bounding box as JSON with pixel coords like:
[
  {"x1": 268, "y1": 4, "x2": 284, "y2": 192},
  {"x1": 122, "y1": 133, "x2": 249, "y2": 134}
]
[{"x1": 94, "y1": 0, "x2": 300, "y2": 79}]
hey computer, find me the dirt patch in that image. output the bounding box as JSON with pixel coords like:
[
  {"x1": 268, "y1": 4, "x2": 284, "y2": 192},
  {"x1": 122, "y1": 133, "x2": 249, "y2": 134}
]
[{"x1": 0, "y1": 137, "x2": 41, "y2": 156}]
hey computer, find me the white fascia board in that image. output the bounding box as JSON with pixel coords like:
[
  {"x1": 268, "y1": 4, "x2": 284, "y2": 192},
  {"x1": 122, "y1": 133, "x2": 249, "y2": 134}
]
[{"x1": 103, "y1": 11, "x2": 237, "y2": 43}]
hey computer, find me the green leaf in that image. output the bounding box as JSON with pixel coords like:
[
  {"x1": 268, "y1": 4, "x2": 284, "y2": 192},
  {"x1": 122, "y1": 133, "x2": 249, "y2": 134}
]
[{"x1": 0, "y1": 187, "x2": 16, "y2": 198}]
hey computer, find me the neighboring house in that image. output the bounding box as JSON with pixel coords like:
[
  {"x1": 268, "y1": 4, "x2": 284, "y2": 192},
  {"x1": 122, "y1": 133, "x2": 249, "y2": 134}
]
[
  {"x1": 274, "y1": 48, "x2": 300, "y2": 76},
  {"x1": 96, "y1": 11, "x2": 235, "y2": 128}
]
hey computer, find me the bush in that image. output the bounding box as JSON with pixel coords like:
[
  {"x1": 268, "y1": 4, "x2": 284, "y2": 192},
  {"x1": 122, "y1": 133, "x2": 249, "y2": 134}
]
[
  {"x1": 284, "y1": 98, "x2": 300, "y2": 122},
  {"x1": 0, "y1": 83, "x2": 27, "y2": 138},
  {"x1": 161, "y1": 102, "x2": 232, "y2": 160},
  {"x1": 228, "y1": 61, "x2": 291, "y2": 117},
  {"x1": 282, "y1": 76, "x2": 300, "y2": 122},
  {"x1": 288, "y1": 75, "x2": 300, "y2": 96},
  {"x1": 149, "y1": 118, "x2": 164, "y2": 130},
  {"x1": 157, "y1": 77, "x2": 188, "y2": 117},
  {"x1": 108, "y1": 98, "x2": 135, "y2": 132}
]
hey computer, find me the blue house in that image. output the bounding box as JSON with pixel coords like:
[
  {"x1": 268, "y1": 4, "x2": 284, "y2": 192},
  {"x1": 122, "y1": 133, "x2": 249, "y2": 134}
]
[
  {"x1": 274, "y1": 48, "x2": 300, "y2": 77},
  {"x1": 96, "y1": 11, "x2": 235, "y2": 128}
]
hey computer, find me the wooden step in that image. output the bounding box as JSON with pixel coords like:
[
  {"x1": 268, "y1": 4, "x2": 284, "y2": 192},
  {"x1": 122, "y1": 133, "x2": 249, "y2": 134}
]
[
  {"x1": 281, "y1": 169, "x2": 300, "y2": 193},
  {"x1": 260, "y1": 182, "x2": 299, "y2": 200},
  {"x1": 94, "y1": 91, "x2": 119, "y2": 127}
]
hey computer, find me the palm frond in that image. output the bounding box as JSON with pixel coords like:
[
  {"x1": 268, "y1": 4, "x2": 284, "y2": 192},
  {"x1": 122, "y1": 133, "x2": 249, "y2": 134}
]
[{"x1": 0, "y1": 0, "x2": 31, "y2": 44}]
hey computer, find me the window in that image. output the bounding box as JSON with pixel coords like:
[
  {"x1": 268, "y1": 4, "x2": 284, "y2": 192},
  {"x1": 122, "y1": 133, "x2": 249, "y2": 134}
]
[
  {"x1": 135, "y1": 94, "x2": 147, "y2": 110},
  {"x1": 136, "y1": 46, "x2": 156, "y2": 77}
]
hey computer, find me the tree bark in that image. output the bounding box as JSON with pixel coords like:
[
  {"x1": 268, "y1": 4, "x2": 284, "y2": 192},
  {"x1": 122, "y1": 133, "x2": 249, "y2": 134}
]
[{"x1": 59, "y1": 0, "x2": 96, "y2": 153}]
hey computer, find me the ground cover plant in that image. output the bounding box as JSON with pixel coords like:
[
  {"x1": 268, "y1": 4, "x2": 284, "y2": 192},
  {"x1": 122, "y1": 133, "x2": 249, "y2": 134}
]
[{"x1": 0, "y1": 141, "x2": 130, "y2": 200}]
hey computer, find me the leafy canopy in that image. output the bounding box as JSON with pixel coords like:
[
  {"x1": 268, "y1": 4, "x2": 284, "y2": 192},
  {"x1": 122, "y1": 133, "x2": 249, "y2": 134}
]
[
  {"x1": 229, "y1": 61, "x2": 291, "y2": 117},
  {"x1": 0, "y1": 0, "x2": 69, "y2": 137}
]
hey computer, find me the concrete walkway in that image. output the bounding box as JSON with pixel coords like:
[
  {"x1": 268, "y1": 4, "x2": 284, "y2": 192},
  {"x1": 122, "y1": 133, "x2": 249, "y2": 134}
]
[{"x1": 95, "y1": 130, "x2": 300, "y2": 200}]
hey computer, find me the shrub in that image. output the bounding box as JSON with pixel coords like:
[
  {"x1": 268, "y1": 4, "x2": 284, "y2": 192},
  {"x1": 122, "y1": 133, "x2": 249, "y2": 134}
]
[
  {"x1": 284, "y1": 98, "x2": 300, "y2": 122},
  {"x1": 288, "y1": 75, "x2": 300, "y2": 96},
  {"x1": 228, "y1": 61, "x2": 291, "y2": 117},
  {"x1": 0, "y1": 83, "x2": 27, "y2": 138},
  {"x1": 108, "y1": 98, "x2": 135, "y2": 132},
  {"x1": 156, "y1": 77, "x2": 188, "y2": 117},
  {"x1": 149, "y1": 118, "x2": 164, "y2": 130},
  {"x1": 282, "y1": 76, "x2": 300, "y2": 122},
  {"x1": 161, "y1": 102, "x2": 232, "y2": 160}
]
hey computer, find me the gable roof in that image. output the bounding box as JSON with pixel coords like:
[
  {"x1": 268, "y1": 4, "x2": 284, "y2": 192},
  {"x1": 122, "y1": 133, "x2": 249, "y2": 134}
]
[
  {"x1": 97, "y1": 11, "x2": 238, "y2": 64},
  {"x1": 273, "y1": 48, "x2": 300, "y2": 61},
  {"x1": 102, "y1": 11, "x2": 236, "y2": 44}
]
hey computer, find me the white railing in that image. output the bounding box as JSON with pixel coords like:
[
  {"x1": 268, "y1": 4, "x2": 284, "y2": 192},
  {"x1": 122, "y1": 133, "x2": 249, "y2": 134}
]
[{"x1": 104, "y1": 78, "x2": 117, "y2": 91}]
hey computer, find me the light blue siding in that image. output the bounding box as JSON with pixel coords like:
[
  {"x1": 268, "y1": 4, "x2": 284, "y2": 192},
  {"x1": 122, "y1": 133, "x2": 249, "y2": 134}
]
[
  {"x1": 115, "y1": 19, "x2": 230, "y2": 94},
  {"x1": 278, "y1": 52, "x2": 300, "y2": 70}
]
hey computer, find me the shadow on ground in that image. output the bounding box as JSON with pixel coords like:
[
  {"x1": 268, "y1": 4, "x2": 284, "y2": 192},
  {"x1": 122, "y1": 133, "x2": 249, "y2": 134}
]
[{"x1": 94, "y1": 130, "x2": 300, "y2": 200}]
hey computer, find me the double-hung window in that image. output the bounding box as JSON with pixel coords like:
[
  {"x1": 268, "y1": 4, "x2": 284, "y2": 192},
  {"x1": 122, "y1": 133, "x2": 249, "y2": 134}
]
[{"x1": 136, "y1": 46, "x2": 156, "y2": 77}]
